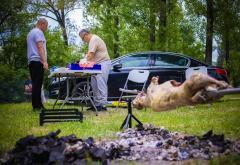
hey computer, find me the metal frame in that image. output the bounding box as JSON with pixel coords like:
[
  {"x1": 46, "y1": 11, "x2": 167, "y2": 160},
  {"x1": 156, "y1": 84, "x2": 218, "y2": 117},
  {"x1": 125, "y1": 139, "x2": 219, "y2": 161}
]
[
  {"x1": 49, "y1": 70, "x2": 101, "y2": 115},
  {"x1": 117, "y1": 70, "x2": 150, "y2": 108}
]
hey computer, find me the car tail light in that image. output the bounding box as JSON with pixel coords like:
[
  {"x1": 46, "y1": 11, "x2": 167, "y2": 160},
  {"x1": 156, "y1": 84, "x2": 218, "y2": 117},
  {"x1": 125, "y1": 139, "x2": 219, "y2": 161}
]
[{"x1": 215, "y1": 68, "x2": 227, "y2": 76}]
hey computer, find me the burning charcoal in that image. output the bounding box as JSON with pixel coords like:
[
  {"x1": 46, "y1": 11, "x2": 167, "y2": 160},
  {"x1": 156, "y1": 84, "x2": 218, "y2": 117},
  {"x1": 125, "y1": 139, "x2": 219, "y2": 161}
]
[
  {"x1": 138, "y1": 130, "x2": 147, "y2": 136},
  {"x1": 49, "y1": 151, "x2": 64, "y2": 163},
  {"x1": 184, "y1": 136, "x2": 196, "y2": 145},
  {"x1": 118, "y1": 140, "x2": 127, "y2": 148},
  {"x1": 136, "y1": 124, "x2": 144, "y2": 131},
  {"x1": 60, "y1": 136, "x2": 71, "y2": 143},
  {"x1": 136, "y1": 140, "x2": 143, "y2": 145},
  {"x1": 64, "y1": 154, "x2": 77, "y2": 164},
  {"x1": 75, "y1": 148, "x2": 87, "y2": 159},
  {"x1": 2, "y1": 125, "x2": 240, "y2": 163},
  {"x1": 234, "y1": 141, "x2": 240, "y2": 153},
  {"x1": 60, "y1": 134, "x2": 78, "y2": 144},
  {"x1": 89, "y1": 147, "x2": 106, "y2": 161},
  {"x1": 44, "y1": 137, "x2": 59, "y2": 147},
  {"x1": 173, "y1": 142, "x2": 179, "y2": 147},
  {"x1": 105, "y1": 148, "x2": 120, "y2": 159},
  {"x1": 3, "y1": 154, "x2": 30, "y2": 165},
  {"x1": 218, "y1": 146, "x2": 226, "y2": 153},
  {"x1": 72, "y1": 159, "x2": 87, "y2": 165},
  {"x1": 128, "y1": 141, "x2": 135, "y2": 147},
  {"x1": 202, "y1": 130, "x2": 213, "y2": 139},
  {"x1": 14, "y1": 135, "x2": 37, "y2": 152},
  {"x1": 85, "y1": 137, "x2": 94, "y2": 146},
  {"x1": 64, "y1": 142, "x2": 83, "y2": 155},
  {"x1": 201, "y1": 152, "x2": 211, "y2": 160},
  {"x1": 131, "y1": 152, "x2": 141, "y2": 160},
  {"x1": 64, "y1": 144, "x2": 86, "y2": 163},
  {"x1": 37, "y1": 136, "x2": 49, "y2": 145},
  {"x1": 115, "y1": 132, "x2": 122, "y2": 137},
  {"x1": 150, "y1": 129, "x2": 156, "y2": 134},
  {"x1": 199, "y1": 140, "x2": 209, "y2": 148},
  {"x1": 161, "y1": 129, "x2": 171, "y2": 139},
  {"x1": 203, "y1": 147, "x2": 210, "y2": 155},
  {"x1": 50, "y1": 142, "x2": 66, "y2": 153},
  {"x1": 166, "y1": 139, "x2": 173, "y2": 145},
  {"x1": 119, "y1": 148, "x2": 131, "y2": 157},
  {"x1": 99, "y1": 141, "x2": 117, "y2": 151},
  {"x1": 209, "y1": 134, "x2": 225, "y2": 146},
  {"x1": 156, "y1": 141, "x2": 163, "y2": 147},
  {"x1": 160, "y1": 149, "x2": 169, "y2": 160},
  {"x1": 179, "y1": 148, "x2": 189, "y2": 160},
  {"x1": 47, "y1": 129, "x2": 61, "y2": 138},
  {"x1": 30, "y1": 146, "x2": 50, "y2": 163},
  {"x1": 146, "y1": 124, "x2": 155, "y2": 129}
]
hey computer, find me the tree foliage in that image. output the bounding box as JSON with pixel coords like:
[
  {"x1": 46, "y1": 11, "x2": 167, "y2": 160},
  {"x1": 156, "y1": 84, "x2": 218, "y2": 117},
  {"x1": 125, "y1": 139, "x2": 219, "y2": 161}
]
[
  {"x1": 84, "y1": 0, "x2": 204, "y2": 59},
  {"x1": 0, "y1": 0, "x2": 35, "y2": 69},
  {"x1": 26, "y1": 0, "x2": 81, "y2": 45},
  {"x1": 184, "y1": 0, "x2": 240, "y2": 85},
  {"x1": 0, "y1": 65, "x2": 28, "y2": 103}
]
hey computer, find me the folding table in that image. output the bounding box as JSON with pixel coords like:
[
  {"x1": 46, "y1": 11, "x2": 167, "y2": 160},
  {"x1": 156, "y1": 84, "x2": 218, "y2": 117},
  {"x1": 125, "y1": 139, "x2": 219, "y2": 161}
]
[{"x1": 40, "y1": 69, "x2": 101, "y2": 126}]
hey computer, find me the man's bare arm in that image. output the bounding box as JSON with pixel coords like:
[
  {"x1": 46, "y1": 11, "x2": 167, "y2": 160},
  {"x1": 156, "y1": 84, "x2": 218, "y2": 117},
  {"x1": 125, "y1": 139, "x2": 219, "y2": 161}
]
[
  {"x1": 37, "y1": 41, "x2": 48, "y2": 70},
  {"x1": 86, "y1": 52, "x2": 94, "y2": 62}
]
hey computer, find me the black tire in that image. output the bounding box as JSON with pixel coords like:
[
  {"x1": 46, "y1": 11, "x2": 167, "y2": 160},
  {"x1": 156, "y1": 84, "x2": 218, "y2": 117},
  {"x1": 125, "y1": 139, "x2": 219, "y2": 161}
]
[{"x1": 71, "y1": 81, "x2": 93, "y2": 105}]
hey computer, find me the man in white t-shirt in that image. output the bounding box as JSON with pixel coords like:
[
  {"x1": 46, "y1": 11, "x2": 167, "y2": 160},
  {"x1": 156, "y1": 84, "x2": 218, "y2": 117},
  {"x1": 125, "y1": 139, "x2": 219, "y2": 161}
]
[
  {"x1": 27, "y1": 18, "x2": 48, "y2": 110},
  {"x1": 79, "y1": 29, "x2": 111, "y2": 111}
]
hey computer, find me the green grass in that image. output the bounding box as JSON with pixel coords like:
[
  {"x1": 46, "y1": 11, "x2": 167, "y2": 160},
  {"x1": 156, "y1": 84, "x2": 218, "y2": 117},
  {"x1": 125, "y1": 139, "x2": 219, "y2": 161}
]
[{"x1": 0, "y1": 95, "x2": 240, "y2": 164}]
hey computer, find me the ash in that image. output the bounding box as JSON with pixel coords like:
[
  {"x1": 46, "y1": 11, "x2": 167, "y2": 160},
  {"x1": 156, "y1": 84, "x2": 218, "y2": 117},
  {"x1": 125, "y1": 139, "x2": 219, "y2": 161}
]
[
  {"x1": 1, "y1": 124, "x2": 239, "y2": 164},
  {"x1": 100, "y1": 124, "x2": 240, "y2": 161}
]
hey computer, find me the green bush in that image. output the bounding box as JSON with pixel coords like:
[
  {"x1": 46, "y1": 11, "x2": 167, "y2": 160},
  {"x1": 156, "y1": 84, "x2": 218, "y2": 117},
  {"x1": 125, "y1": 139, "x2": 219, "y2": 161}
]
[
  {"x1": 228, "y1": 51, "x2": 240, "y2": 87},
  {"x1": 0, "y1": 65, "x2": 28, "y2": 103}
]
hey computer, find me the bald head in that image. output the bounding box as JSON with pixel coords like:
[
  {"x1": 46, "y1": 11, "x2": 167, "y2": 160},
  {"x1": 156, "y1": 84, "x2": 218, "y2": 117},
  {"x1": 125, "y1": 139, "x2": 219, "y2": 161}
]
[{"x1": 36, "y1": 18, "x2": 48, "y2": 32}]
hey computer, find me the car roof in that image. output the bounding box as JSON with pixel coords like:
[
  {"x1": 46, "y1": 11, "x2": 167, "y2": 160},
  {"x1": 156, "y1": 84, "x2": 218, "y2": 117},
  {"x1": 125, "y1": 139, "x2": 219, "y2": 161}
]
[{"x1": 111, "y1": 51, "x2": 208, "y2": 66}]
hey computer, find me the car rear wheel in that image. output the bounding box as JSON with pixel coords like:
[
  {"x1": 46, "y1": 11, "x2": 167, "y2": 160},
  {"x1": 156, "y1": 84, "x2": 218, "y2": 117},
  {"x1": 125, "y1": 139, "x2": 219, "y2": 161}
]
[{"x1": 71, "y1": 81, "x2": 93, "y2": 106}]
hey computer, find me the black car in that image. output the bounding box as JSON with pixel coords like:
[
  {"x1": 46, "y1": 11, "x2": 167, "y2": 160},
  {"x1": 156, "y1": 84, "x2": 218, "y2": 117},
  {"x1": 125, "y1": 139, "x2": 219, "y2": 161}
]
[{"x1": 48, "y1": 51, "x2": 228, "y2": 101}]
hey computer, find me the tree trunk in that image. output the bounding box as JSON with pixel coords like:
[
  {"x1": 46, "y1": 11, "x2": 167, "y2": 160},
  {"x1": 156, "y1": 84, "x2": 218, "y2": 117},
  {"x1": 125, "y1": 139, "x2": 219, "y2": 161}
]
[
  {"x1": 224, "y1": 15, "x2": 230, "y2": 77},
  {"x1": 224, "y1": 0, "x2": 230, "y2": 67},
  {"x1": 43, "y1": 0, "x2": 69, "y2": 46},
  {"x1": 158, "y1": 0, "x2": 167, "y2": 50},
  {"x1": 113, "y1": 16, "x2": 120, "y2": 58},
  {"x1": 224, "y1": 30, "x2": 230, "y2": 64},
  {"x1": 105, "y1": 0, "x2": 120, "y2": 58},
  {"x1": 149, "y1": 0, "x2": 156, "y2": 50},
  {"x1": 57, "y1": 15, "x2": 68, "y2": 46},
  {"x1": 205, "y1": 0, "x2": 214, "y2": 65},
  {"x1": 61, "y1": 25, "x2": 68, "y2": 46},
  {"x1": 61, "y1": 7, "x2": 68, "y2": 46}
]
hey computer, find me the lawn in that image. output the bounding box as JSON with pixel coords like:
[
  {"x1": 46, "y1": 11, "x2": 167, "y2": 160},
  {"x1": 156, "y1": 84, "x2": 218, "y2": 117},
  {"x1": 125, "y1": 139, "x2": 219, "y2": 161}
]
[{"x1": 0, "y1": 95, "x2": 240, "y2": 164}]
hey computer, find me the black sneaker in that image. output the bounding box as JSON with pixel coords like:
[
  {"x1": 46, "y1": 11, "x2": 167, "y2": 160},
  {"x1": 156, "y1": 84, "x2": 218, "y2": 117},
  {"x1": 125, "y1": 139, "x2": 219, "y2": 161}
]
[
  {"x1": 33, "y1": 106, "x2": 46, "y2": 111},
  {"x1": 40, "y1": 106, "x2": 47, "y2": 110},
  {"x1": 96, "y1": 106, "x2": 107, "y2": 111},
  {"x1": 33, "y1": 107, "x2": 42, "y2": 111},
  {"x1": 86, "y1": 106, "x2": 94, "y2": 111},
  {"x1": 95, "y1": 106, "x2": 102, "y2": 111},
  {"x1": 86, "y1": 106, "x2": 107, "y2": 111},
  {"x1": 101, "y1": 106, "x2": 107, "y2": 111}
]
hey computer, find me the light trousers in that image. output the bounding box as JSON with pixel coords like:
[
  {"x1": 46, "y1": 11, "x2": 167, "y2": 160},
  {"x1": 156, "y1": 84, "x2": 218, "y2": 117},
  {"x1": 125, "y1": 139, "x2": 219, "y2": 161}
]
[{"x1": 91, "y1": 60, "x2": 111, "y2": 107}]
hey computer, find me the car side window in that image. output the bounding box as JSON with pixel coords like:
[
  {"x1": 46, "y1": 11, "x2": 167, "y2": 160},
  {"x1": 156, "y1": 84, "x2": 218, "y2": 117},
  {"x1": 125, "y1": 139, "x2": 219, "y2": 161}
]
[
  {"x1": 119, "y1": 54, "x2": 150, "y2": 68},
  {"x1": 190, "y1": 60, "x2": 206, "y2": 67},
  {"x1": 154, "y1": 54, "x2": 188, "y2": 66}
]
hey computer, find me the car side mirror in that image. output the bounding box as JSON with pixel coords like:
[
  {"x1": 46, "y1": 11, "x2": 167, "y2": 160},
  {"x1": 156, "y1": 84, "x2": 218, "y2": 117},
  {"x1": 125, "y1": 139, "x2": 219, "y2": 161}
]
[{"x1": 113, "y1": 63, "x2": 122, "y2": 71}]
